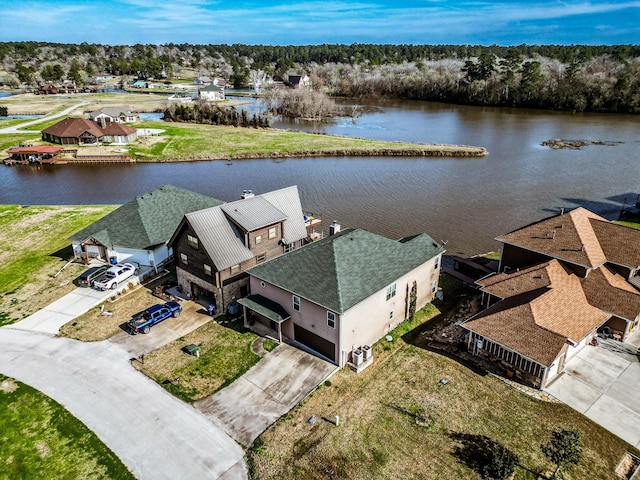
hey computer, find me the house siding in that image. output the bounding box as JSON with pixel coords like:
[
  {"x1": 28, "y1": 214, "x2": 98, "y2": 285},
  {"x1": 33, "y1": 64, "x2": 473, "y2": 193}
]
[
  {"x1": 247, "y1": 252, "x2": 441, "y2": 367},
  {"x1": 339, "y1": 258, "x2": 440, "y2": 366}
]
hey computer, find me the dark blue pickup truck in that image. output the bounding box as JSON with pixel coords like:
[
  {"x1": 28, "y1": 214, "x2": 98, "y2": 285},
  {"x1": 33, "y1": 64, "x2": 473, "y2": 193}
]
[{"x1": 127, "y1": 301, "x2": 182, "y2": 334}]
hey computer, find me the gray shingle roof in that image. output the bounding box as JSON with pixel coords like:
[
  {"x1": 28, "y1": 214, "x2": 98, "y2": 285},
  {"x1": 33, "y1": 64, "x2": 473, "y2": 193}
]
[
  {"x1": 69, "y1": 185, "x2": 224, "y2": 249},
  {"x1": 248, "y1": 228, "x2": 445, "y2": 313}
]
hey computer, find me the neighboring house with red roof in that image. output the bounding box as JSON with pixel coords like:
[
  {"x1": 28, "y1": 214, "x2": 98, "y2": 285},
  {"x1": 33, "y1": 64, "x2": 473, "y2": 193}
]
[
  {"x1": 6, "y1": 145, "x2": 63, "y2": 163},
  {"x1": 462, "y1": 207, "x2": 640, "y2": 389},
  {"x1": 41, "y1": 117, "x2": 138, "y2": 145}
]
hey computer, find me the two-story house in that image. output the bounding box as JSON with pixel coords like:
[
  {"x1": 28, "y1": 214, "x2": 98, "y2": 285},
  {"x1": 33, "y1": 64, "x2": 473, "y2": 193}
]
[
  {"x1": 462, "y1": 207, "x2": 640, "y2": 389},
  {"x1": 237, "y1": 227, "x2": 445, "y2": 367},
  {"x1": 167, "y1": 186, "x2": 310, "y2": 312}
]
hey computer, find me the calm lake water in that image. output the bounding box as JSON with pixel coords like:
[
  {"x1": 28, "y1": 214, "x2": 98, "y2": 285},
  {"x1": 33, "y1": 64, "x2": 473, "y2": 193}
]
[{"x1": 1, "y1": 98, "x2": 639, "y2": 256}]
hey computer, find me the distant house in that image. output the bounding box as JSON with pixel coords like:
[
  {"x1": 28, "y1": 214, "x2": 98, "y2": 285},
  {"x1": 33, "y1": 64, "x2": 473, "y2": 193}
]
[
  {"x1": 462, "y1": 207, "x2": 640, "y2": 389},
  {"x1": 287, "y1": 74, "x2": 311, "y2": 89},
  {"x1": 41, "y1": 117, "x2": 138, "y2": 145},
  {"x1": 37, "y1": 83, "x2": 59, "y2": 95},
  {"x1": 90, "y1": 73, "x2": 114, "y2": 83},
  {"x1": 132, "y1": 80, "x2": 148, "y2": 89},
  {"x1": 69, "y1": 185, "x2": 224, "y2": 269},
  {"x1": 193, "y1": 76, "x2": 213, "y2": 85},
  {"x1": 167, "y1": 186, "x2": 310, "y2": 311},
  {"x1": 89, "y1": 106, "x2": 139, "y2": 123},
  {"x1": 240, "y1": 228, "x2": 445, "y2": 366},
  {"x1": 168, "y1": 92, "x2": 194, "y2": 103},
  {"x1": 196, "y1": 83, "x2": 225, "y2": 101}
]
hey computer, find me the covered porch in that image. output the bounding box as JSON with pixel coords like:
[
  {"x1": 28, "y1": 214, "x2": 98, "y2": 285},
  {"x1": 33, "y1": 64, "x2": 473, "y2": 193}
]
[{"x1": 238, "y1": 294, "x2": 290, "y2": 343}]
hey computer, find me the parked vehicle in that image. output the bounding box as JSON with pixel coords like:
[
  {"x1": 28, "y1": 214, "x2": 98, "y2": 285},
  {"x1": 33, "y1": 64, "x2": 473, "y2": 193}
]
[
  {"x1": 127, "y1": 301, "x2": 182, "y2": 334},
  {"x1": 74, "y1": 265, "x2": 108, "y2": 287},
  {"x1": 93, "y1": 263, "x2": 138, "y2": 290}
]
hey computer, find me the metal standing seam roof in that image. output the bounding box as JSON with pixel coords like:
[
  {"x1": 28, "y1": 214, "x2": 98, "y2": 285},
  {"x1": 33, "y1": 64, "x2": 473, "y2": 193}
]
[
  {"x1": 183, "y1": 186, "x2": 309, "y2": 271},
  {"x1": 259, "y1": 186, "x2": 309, "y2": 244},
  {"x1": 69, "y1": 185, "x2": 224, "y2": 249},
  {"x1": 221, "y1": 196, "x2": 287, "y2": 232},
  {"x1": 237, "y1": 295, "x2": 291, "y2": 323},
  {"x1": 248, "y1": 228, "x2": 445, "y2": 313},
  {"x1": 185, "y1": 207, "x2": 255, "y2": 270}
]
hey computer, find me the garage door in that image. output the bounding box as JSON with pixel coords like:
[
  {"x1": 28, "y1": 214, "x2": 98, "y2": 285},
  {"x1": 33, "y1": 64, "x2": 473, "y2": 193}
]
[{"x1": 294, "y1": 324, "x2": 336, "y2": 363}]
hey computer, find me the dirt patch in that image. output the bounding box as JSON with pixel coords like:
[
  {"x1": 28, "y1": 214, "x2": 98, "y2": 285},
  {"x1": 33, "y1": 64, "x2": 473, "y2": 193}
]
[
  {"x1": 60, "y1": 273, "x2": 176, "y2": 341},
  {"x1": 0, "y1": 378, "x2": 19, "y2": 393},
  {"x1": 35, "y1": 441, "x2": 51, "y2": 458}
]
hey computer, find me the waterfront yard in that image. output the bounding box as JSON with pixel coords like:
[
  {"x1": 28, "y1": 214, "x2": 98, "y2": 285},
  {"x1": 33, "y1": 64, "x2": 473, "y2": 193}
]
[
  {"x1": 1, "y1": 92, "x2": 487, "y2": 162},
  {"x1": 248, "y1": 313, "x2": 636, "y2": 480},
  {"x1": 0, "y1": 204, "x2": 115, "y2": 326},
  {"x1": 0, "y1": 374, "x2": 134, "y2": 480}
]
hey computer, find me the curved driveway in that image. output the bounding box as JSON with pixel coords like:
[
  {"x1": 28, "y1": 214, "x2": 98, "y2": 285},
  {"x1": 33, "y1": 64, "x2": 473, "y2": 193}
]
[
  {"x1": 0, "y1": 101, "x2": 88, "y2": 134},
  {"x1": 0, "y1": 327, "x2": 247, "y2": 479}
]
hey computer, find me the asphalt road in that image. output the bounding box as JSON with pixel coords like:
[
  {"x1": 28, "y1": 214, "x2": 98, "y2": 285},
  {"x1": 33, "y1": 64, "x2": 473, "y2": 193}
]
[{"x1": 0, "y1": 327, "x2": 247, "y2": 480}]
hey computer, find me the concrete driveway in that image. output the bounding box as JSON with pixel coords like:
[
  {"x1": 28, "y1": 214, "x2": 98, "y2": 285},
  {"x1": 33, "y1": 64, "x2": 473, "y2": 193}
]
[
  {"x1": 545, "y1": 344, "x2": 640, "y2": 448},
  {"x1": 0, "y1": 328, "x2": 247, "y2": 480},
  {"x1": 109, "y1": 302, "x2": 213, "y2": 357},
  {"x1": 195, "y1": 343, "x2": 337, "y2": 447},
  {"x1": 11, "y1": 286, "x2": 115, "y2": 334}
]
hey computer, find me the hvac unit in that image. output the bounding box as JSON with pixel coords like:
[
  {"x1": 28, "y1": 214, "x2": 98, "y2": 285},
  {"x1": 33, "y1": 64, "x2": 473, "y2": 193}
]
[
  {"x1": 362, "y1": 344, "x2": 372, "y2": 361},
  {"x1": 352, "y1": 349, "x2": 364, "y2": 366}
]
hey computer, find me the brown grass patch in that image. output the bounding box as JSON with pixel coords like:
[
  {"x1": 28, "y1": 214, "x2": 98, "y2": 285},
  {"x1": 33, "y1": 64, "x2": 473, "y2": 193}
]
[
  {"x1": 59, "y1": 274, "x2": 174, "y2": 341},
  {"x1": 249, "y1": 322, "x2": 634, "y2": 480}
]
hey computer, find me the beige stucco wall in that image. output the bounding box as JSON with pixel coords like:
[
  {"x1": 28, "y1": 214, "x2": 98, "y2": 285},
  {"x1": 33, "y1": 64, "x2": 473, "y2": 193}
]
[{"x1": 248, "y1": 252, "x2": 442, "y2": 367}]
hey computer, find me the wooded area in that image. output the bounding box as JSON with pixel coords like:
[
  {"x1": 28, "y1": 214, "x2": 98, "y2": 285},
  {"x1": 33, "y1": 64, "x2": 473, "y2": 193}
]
[{"x1": 1, "y1": 42, "x2": 638, "y2": 113}]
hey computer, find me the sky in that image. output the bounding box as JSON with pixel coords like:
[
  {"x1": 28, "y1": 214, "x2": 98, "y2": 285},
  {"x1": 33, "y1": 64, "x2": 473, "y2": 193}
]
[{"x1": 0, "y1": 0, "x2": 638, "y2": 46}]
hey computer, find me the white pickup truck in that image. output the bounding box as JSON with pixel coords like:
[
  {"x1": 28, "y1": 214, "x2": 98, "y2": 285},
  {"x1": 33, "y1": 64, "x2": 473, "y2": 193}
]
[{"x1": 93, "y1": 263, "x2": 138, "y2": 290}]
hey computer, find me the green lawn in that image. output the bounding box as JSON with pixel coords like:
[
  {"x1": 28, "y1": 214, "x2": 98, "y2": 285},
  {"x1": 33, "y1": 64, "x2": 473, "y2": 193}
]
[
  {"x1": 128, "y1": 121, "x2": 487, "y2": 161},
  {"x1": 0, "y1": 375, "x2": 134, "y2": 480},
  {"x1": 0, "y1": 204, "x2": 116, "y2": 325},
  {"x1": 134, "y1": 316, "x2": 261, "y2": 402}
]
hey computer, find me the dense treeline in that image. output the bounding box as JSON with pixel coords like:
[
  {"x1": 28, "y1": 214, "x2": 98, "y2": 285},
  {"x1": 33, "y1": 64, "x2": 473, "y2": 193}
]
[
  {"x1": 1, "y1": 41, "x2": 638, "y2": 113},
  {"x1": 163, "y1": 100, "x2": 270, "y2": 128}
]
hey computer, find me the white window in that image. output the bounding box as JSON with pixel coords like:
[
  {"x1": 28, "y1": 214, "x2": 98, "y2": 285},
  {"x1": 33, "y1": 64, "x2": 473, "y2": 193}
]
[
  {"x1": 180, "y1": 253, "x2": 188, "y2": 265},
  {"x1": 284, "y1": 243, "x2": 293, "y2": 253},
  {"x1": 256, "y1": 253, "x2": 266, "y2": 263},
  {"x1": 255, "y1": 235, "x2": 263, "y2": 245},
  {"x1": 204, "y1": 264, "x2": 212, "y2": 276},
  {"x1": 386, "y1": 283, "x2": 396, "y2": 301},
  {"x1": 293, "y1": 295, "x2": 300, "y2": 312},
  {"x1": 327, "y1": 311, "x2": 336, "y2": 328},
  {"x1": 230, "y1": 264, "x2": 240, "y2": 274},
  {"x1": 187, "y1": 234, "x2": 198, "y2": 249},
  {"x1": 432, "y1": 280, "x2": 437, "y2": 293},
  {"x1": 268, "y1": 227, "x2": 277, "y2": 239},
  {"x1": 434, "y1": 256, "x2": 439, "y2": 270},
  {"x1": 389, "y1": 311, "x2": 394, "y2": 319}
]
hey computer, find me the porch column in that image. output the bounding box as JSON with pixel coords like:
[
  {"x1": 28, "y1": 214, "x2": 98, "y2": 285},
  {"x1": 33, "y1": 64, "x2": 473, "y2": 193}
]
[{"x1": 278, "y1": 323, "x2": 282, "y2": 344}]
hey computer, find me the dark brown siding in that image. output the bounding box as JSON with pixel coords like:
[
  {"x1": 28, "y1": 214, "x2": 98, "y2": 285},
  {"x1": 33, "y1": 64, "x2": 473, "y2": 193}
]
[{"x1": 174, "y1": 223, "x2": 219, "y2": 286}]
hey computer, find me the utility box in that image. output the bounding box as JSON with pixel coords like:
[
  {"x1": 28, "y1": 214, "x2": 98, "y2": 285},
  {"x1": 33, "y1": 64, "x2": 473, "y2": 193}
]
[{"x1": 184, "y1": 344, "x2": 200, "y2": 357}]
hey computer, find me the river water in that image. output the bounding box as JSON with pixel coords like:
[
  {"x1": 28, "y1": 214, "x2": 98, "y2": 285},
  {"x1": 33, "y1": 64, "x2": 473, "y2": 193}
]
[{"x1": 1, "y1": 98, "x2": 638, "y2": 256}]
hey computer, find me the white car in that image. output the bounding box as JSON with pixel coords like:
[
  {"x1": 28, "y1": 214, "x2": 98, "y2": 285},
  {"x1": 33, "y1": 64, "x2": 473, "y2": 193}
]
[{"x1": 93, "y1": 263, "x2": 138, "y2": 290}]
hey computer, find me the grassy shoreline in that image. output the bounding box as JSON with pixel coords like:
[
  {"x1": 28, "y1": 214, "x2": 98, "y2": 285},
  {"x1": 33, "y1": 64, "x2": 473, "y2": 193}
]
[{"x1": 1, "y1": 93, "x2": 489, "y2": 161}]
